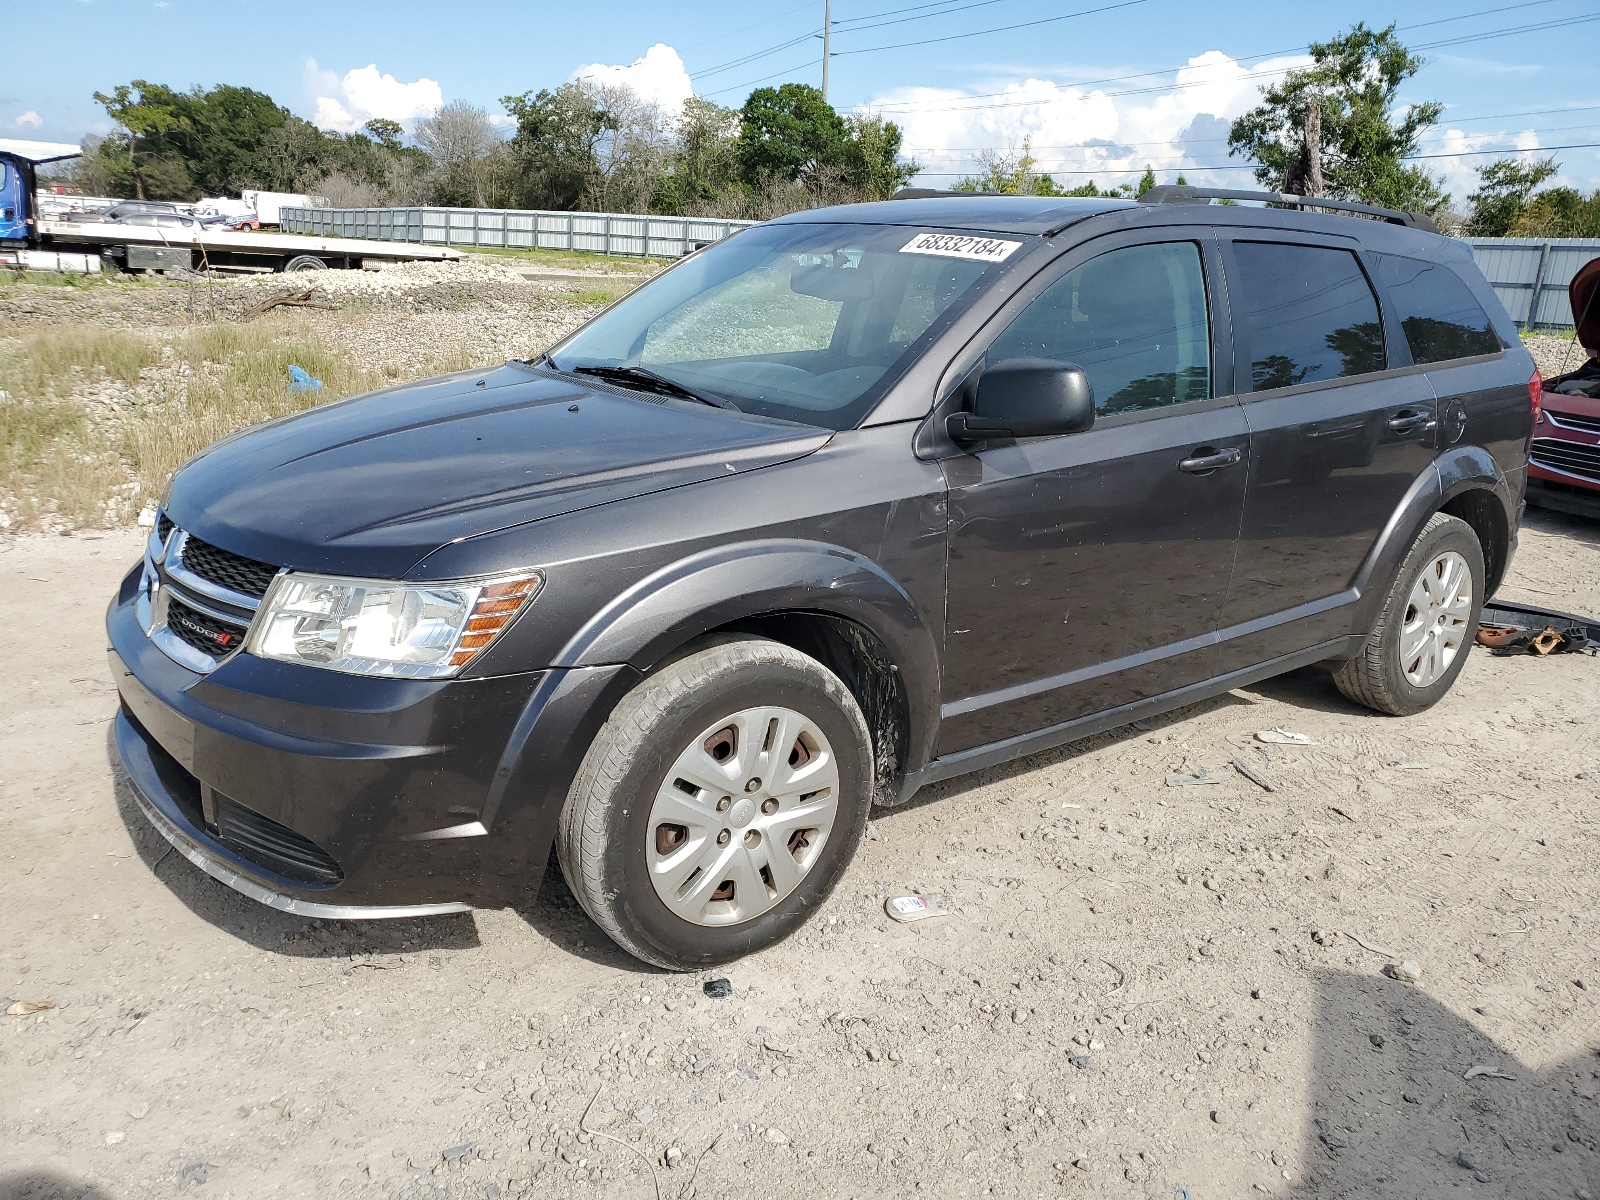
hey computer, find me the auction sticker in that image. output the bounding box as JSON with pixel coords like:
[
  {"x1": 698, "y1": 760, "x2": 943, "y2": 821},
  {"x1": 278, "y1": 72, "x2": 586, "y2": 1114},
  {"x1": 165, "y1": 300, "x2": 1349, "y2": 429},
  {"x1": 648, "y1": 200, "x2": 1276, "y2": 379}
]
[{"x1": 900, "y1": 231, "x2": 1021, "y2": 262}]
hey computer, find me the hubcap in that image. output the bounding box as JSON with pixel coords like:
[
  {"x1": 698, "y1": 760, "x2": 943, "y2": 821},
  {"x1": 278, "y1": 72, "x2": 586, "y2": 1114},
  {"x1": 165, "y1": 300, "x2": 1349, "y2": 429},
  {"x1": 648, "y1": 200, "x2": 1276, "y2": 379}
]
[
  {"x1": 646, "y1": 706, "x2": 840, "y2": 927},
  {"x1": 1399, "y1": 550, "x2": 1473, "y2": 687}
]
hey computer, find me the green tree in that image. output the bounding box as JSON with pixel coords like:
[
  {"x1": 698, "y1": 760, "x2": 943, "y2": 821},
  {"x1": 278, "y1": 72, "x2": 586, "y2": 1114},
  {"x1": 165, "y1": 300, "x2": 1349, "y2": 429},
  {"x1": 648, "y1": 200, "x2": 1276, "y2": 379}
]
[
  {"x1": 840, "y1": 112, "x2": 919, "y2": 200},
  {"x1": 955, "y1": 141, "x2": 1062, "y2": 195},
  {"x1": 1466, "y1": 156, "x2": 1558, "y2": 236},
  {"x1": 1513, "y1": 187, "x2": 1600, "y2": 238},
  {"x1": 736, "y1": 83, "x2": 850, "y2": 186},
  {"x1": 1136, "y1": 165, "x2": 1157, "y2": 197},
  {"x1": 1228, "y1": 22, "x2": 1447, "y2": 215},
  {"x1": 654, "y1": 96, "x2": 743, "y2": 214},
  {"x1": 500, "y1": 83, "x2": 616, "y2": 210},
  {"x1": 91, "y1": 81, "x2": 292, "y2": 198}
]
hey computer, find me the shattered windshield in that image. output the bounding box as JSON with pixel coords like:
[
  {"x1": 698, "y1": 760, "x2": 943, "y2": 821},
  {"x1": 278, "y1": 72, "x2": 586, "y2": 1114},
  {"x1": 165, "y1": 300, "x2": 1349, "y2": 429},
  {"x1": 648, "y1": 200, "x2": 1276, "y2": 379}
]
[{"x1": 546, "y1": 222, "x2": 1023, "y2": 429}]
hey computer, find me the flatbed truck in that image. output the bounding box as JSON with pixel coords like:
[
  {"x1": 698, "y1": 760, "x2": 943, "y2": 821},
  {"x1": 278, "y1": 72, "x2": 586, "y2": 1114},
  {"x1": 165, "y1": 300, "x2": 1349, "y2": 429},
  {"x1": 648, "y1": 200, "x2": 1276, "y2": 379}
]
[{"x1": 1, "y1": 139, "x2": 460, "y2": 275}]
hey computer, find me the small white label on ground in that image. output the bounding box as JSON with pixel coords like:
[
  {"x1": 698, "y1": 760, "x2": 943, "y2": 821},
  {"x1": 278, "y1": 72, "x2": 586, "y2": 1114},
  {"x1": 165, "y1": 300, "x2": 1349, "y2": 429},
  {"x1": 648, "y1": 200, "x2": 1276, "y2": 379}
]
[{"x1": 900, "y1": 232, "x2": 1021, "y2": 262}]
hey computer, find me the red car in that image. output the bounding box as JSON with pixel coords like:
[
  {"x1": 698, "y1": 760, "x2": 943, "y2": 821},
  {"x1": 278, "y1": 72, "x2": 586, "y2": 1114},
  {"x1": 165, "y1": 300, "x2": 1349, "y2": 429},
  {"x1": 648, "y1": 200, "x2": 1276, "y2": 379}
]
[{"x1": 1529, "y1": 256, "x2": 1600, "y2": 518}]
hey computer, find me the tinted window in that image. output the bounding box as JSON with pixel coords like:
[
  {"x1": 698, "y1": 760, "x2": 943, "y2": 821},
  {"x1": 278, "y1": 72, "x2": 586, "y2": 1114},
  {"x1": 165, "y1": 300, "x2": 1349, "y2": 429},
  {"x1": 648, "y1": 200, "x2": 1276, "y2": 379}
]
[
  {"x1": 987, "y1": 241, "x2": 1211, "y2": 415},
  {"x1": 1233, "y1": 242, "x2": 1385, "y2": 391},
  {"x1": 1377, "y1": 254, "x2": 1502, "y2": 364}
]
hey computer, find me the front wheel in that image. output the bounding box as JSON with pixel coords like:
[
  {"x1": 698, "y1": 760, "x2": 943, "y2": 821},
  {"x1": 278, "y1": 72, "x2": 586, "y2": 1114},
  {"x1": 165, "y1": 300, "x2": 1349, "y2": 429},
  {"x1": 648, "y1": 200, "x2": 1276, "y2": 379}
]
[
  {"x1": 283, "y1": 254, "x2": 328, "y2": 272},
  {"x1": 556, "y1": 638, "x2": 874, "y2": 970},
  {"x1": 1333, "y1": 512, "x2": 1484, "y2": 716}
]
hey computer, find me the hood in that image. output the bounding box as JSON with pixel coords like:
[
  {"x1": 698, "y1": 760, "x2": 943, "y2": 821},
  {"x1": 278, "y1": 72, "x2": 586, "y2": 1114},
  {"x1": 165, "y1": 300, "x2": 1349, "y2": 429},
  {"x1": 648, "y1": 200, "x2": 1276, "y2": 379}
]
[
  {"x1": 1572, "y1": 256, "x2": 1600, "y2": 351},
  {"x1": 166, "y1": 363, "x2": 831, "y2": 579}
]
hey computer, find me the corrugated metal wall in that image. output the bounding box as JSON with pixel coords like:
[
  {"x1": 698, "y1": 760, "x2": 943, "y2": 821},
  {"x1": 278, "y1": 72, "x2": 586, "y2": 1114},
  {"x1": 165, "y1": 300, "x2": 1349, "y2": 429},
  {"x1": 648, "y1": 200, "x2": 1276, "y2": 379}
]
[
  {"x1": 281, "y1": 205, "x2": 755, "y2": 260},
  {"x1": 1464, "y1": 237, "x2": 1599, "y2": 330},
  {"x1": 280, "y1": 206, "x2": 1598, "y2": 328}
]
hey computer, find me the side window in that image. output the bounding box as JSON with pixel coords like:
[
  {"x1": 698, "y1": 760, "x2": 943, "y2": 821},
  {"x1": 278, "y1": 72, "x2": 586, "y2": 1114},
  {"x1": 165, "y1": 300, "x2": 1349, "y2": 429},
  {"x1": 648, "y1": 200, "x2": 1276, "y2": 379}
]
[
  {"x1": 987, "y1": 241, "x2": 1211, "y2": 416},
  {"x1": 1232, "y1": 242, "x2": 1385, "y2": 391},
  {"x1": 1376, "y1": 254, "x2": 1502, "y2": 364}
]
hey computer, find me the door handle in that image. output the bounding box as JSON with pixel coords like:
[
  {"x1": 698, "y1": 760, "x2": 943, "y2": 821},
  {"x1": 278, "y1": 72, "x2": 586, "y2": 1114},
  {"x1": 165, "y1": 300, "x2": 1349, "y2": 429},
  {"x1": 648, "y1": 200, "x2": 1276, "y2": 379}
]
[
  {"x1": 1178, "y1": 446, "x2": 1243, "y2": 475},
  {"x1": 1387, "y1": 409, "x2": 1433, "y2": 433}
]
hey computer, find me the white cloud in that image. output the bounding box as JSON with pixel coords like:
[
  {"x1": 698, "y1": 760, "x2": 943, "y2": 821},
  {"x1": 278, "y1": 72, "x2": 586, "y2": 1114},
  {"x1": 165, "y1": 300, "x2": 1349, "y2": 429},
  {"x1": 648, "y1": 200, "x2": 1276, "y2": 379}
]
[
  {"x1": 572, "y1": 44, "x2": 693, "y2": 116},
  {"x1": 863, "y1": 51, "x2": 1312, "y2": 190},
  {"x1": 305, "y1": 59, "x2": 443, "y2": 134},
  {"x1": 14, "y1": 110, "x2": 43, "y2": 129}
]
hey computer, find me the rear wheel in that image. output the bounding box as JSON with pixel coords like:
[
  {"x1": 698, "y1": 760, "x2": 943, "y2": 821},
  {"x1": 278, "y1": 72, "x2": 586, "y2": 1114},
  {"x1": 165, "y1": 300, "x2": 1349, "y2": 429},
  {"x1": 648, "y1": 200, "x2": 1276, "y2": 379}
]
[
  {"x1": 283, "y1": 254, "x2": 327, "y2": 272},
  {"x1": 557, "y1": 638, "x2": 873, "y2": 970},
  {"x1": 1333, "y1": 512, "x2": 1483, "y2": 715}
]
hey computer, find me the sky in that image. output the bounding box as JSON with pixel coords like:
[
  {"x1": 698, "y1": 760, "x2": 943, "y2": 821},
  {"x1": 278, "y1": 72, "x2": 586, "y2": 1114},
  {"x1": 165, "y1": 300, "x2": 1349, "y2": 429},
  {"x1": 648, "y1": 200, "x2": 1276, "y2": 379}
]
[{"x1": 7, "y1": 0, "x2": 1600, "y2": 206}]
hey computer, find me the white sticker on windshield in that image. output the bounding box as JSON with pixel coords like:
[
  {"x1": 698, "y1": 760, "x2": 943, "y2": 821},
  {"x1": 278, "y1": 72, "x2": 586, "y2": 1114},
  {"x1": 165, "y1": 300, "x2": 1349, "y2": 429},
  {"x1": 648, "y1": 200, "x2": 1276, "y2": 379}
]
[{"x1": 899, "y1": 232, "x2": 1021, "y2": 262}]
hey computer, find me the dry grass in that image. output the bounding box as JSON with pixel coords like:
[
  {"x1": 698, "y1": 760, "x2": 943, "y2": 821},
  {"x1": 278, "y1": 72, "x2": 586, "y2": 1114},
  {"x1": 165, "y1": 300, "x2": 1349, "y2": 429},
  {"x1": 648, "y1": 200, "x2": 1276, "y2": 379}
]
[{"x1": 0, "y1": 315, "x2": 479, "y2": 532}]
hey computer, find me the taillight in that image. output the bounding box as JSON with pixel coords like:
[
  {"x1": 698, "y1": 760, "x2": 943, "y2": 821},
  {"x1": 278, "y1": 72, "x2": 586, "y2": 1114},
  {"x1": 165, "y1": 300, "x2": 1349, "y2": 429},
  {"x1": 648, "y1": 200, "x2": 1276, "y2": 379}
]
[{"x1": 1529, "y1": 368, "x2": 1543, "y2": 425}]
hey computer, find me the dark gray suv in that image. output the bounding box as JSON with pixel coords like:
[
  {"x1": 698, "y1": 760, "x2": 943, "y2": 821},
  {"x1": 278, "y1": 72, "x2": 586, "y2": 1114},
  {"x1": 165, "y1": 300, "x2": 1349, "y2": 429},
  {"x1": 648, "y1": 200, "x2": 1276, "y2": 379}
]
[{"x1": 108, "y1": 187, "x2": 1535, "y2": 968}]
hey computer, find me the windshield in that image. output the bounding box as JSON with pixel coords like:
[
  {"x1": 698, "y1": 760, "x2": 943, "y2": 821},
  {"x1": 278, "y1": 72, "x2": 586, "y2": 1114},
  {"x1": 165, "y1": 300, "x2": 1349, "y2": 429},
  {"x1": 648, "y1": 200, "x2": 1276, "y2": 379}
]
[{"x1": 547, "y1": 222, "x2": 1022, "y2": 429}]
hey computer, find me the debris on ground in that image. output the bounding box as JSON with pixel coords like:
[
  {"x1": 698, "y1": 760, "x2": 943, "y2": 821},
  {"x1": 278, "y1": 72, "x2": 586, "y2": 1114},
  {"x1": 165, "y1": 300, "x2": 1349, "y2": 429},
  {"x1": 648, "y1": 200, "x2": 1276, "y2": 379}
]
[
  {"x1": 1343, "y1": 932, "x2": 1398, "y2": 956},
  {"x1": 1256, "y1": 726, "x2": 1314, "y2": 746},
  {"x1": 1383, "y1": 960, "x2": 1423, "y2": 984},
  {"x1": 1463, "y1": 1062, "x2": 1516, "y2": 1081},
  {"x1": 702, "y1": 978, "x2": 732, "y2": 999},
  {"x1": 1231, "y1": 757, "x2": 1277, "y2": 792},
  {"x1": 884, "y1": 894, "x2": 949, "y2": 923},
  {"x1": 287, "y1": 364, "x2": 322, "y2": 392},
  {"x1": 5, "y1": 999, "x2": 55, "y2": 1015},
  {"x1": 1165, "y1": 770, "x2": 1229, "y2": 787},
  {"x1": 1477, "y1": 600, "x2": 1599, "y2": 656}
]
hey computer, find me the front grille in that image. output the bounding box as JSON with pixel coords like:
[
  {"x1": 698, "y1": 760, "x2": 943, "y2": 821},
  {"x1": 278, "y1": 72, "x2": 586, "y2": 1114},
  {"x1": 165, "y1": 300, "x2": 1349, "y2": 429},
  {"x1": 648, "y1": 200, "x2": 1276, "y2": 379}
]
[
  {"x1": 1531, "y1": 437, "x2": 1600, "y2": 482},
  {"x1": 156, "y1": 511, "x2": 174, "y2": 542},
  {"x1": 216, "y1": 796, "x2": 344, "y2": 886},
  {"x1": 1546, "y1": 409, "x2": 1600, "y2": 435},
  {"x1": 179, "y1": 535, "x2": 279, "y2": 599},
  {"x1": 166, "y1": 598, "x2": 249, "y2": 659}
]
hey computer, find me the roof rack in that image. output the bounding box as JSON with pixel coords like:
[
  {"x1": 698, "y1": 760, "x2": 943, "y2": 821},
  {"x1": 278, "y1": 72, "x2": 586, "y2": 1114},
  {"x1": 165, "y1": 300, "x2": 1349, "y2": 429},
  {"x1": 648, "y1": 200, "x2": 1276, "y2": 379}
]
[
  {"x1": 891, "y1": 187, "x2": 1004, "y2": 199},
  {"x1": 1138, "y1": 185, "x2": 1437, "y2": 233}
]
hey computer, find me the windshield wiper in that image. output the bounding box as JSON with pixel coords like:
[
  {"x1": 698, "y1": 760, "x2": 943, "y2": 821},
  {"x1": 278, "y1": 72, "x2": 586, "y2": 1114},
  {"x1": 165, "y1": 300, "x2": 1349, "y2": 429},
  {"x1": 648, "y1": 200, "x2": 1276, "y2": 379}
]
[{"x1": 571, "y1": 364, "x2": 738, "y2": 410}]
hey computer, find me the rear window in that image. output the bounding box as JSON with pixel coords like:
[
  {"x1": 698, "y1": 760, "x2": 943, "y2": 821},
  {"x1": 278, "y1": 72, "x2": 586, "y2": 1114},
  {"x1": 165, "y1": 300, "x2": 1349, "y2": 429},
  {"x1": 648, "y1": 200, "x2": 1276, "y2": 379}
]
[
  {"x1": 1376, "y1": 254, "x2": 1502, "y2": 364},
  {"x1": 1232, "y1": 242, "x2": 1386, "y2": 391}
]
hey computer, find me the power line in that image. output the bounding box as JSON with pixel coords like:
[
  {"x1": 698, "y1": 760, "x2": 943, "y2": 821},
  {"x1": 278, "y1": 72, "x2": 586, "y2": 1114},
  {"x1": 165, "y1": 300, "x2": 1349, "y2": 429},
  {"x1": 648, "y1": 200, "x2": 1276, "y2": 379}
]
[
  {"x1": 908, "y1": 140, "x2": 1600, "y2": 177},
  {"x1": 862, "y1": 11, "x2": 1600, "y2": 116},
  {"x1": 858, "y1": 0, "x2": 1573, "y2": 113},
  {"x1": 678, "y1": 0, "x2": 817, "y2": 54},
  {"x1": 704, "y1": 58, "x2": 826, "y2": 99},
  {"x1": 833, "y1": 0, "x2": 1152, "y2": 57}
]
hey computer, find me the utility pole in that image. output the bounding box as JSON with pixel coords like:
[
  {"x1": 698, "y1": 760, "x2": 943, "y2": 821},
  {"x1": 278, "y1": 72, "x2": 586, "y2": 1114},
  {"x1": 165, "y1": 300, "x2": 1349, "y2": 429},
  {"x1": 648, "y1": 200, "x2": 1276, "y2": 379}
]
[{"x1": 822, "y1": 0, "x2": 831, "y2": 101}]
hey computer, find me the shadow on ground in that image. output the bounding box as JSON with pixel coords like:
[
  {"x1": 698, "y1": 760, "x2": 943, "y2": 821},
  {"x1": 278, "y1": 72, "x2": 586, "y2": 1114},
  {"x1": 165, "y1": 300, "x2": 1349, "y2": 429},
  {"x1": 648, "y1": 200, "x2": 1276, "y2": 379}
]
[
  {"x1": 1290, "y1": 969, "x2": 1599, "y2": 1198},
  {"x1": 0, "y1": 1172, "x2": 112, "y2": 1200}
]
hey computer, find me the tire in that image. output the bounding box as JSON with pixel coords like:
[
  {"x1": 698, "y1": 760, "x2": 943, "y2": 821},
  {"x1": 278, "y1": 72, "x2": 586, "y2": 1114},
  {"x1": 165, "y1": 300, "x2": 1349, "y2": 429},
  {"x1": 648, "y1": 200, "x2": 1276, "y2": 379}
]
[
  {"x1": 1333, "y1": 512, "x2": 1484, "y2": 716},
  {"x1": 557, "y1": 638, "x2": 874, "y2": 970},
  {"x1": 283, "y1": 254, "x2": 328, "y2": 272}
]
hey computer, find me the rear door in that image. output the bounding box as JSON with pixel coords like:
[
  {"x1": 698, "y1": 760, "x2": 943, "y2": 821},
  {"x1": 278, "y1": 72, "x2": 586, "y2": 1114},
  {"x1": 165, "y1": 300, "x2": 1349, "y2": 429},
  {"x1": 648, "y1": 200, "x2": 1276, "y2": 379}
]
[
  {"x1": 938, "y1": 232, "x2": 1248, "y2": 754},
  {"x1": 1212, "y1": 235, "x2": 1440, "y2": 671}
]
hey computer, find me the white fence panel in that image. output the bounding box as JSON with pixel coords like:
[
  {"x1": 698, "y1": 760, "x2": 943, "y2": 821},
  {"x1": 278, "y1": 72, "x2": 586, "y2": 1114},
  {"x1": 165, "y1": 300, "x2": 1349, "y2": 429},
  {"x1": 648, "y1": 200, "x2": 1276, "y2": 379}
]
[{"x1": 1466, "y1": 237, "x2": 1600, "y2": 330}]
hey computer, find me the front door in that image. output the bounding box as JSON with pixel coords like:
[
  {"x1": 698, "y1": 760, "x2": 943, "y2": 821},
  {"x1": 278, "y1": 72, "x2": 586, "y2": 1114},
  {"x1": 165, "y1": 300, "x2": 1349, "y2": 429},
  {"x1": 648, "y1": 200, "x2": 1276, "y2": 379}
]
[
  {"x1": 939, "y1": 235, "x2": 1248, "y2": 755},
  {"x1": 1212, "y1": 236, "x2": 1441, "y2": 670}
]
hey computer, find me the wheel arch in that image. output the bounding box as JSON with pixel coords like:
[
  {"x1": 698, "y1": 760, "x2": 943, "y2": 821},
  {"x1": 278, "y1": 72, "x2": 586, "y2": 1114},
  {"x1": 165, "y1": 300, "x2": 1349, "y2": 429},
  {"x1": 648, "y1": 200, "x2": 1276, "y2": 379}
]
[{"x1": 554, "y1": 539, "x2": 942, "y2": 789}]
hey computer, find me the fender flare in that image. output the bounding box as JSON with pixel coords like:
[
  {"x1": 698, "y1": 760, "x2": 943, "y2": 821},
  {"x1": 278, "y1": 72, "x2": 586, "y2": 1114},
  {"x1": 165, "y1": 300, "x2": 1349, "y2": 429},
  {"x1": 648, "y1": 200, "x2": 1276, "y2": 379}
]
[
  {"x1": 554, "y1": 538, "x2": 943, "y2": 771},
  {"x1": 1350, "y1": 445, "x2": 1513, "y2": 628}
]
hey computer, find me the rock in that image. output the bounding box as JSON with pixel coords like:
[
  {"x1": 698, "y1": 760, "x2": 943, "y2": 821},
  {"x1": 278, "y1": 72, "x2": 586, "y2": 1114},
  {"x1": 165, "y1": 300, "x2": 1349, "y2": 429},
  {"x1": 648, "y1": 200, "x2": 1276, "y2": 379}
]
[
  {"x1": 1211, "y1": 1109, "x2": 1227, "y2": 1125},
  {"x1": 1402, "y1": 1092, "x2": 1421, "y2": 1104},
  {"x1": 866, "y1": 1047, "x2": 882, "y2": 1062},
  {"x1": 1384, "y1": 960, "x2": 1423, "y2": 984},
  {"x1": 764, "y1": 1128, "x2": 789, "y2": 1144},
  {"x1": 105, "y1": 1131, "x2": 125, "y2": 1146},
  {"x1": 1369, "y1": 1034, "x2": 1385, "y2": 1049},
  {"x1": 1011, "y1": 1008, "x2": 1030, "y2": 1025},
  {"x1": 180, "y1": 1162, "x2": 208, "y2": 1186},
  {"x1": 703, "y1": 979, "x2": 732, "y2": 1000},
  {"x1": 443, "y1": 1144, "x2": 474, "y2": 1162},
  {"x1": 632, "y1": 1107, "x2": 653, "y2": 1125},
  {"x1": 1271, "y1": 1150, "x2": 1285, "y2": 1167},
  {"x1": 1311, "y1": 930, "x2": 1330, "y2": 946},
  {"x1": 126, "y1": 1101, "x2": 149, "y2": 1120},
  {"x1": 1456, "y1": 1152, "x2": 1478, "y2": 1171}
]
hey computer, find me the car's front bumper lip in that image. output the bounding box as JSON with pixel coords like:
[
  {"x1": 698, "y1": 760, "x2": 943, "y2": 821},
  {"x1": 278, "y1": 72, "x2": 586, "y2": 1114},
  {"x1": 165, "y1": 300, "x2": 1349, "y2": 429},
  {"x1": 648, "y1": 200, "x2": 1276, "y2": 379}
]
[{"x1": 117, "y1": 711, "x2": 472, "y2": 919}]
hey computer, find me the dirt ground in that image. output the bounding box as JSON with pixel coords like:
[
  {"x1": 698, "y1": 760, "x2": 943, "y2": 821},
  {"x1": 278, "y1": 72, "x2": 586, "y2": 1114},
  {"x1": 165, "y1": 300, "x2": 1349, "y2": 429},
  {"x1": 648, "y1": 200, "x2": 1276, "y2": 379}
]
[{"x1": 0, "y1": 502, "x2": 1596, "y2": 1200}]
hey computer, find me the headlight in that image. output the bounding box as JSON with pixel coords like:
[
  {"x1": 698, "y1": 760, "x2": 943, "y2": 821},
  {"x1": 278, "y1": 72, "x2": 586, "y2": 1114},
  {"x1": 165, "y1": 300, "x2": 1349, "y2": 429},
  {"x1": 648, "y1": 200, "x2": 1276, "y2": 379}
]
[{"x1": 247, "y1": 570, "x2": 542, "y2": 678}]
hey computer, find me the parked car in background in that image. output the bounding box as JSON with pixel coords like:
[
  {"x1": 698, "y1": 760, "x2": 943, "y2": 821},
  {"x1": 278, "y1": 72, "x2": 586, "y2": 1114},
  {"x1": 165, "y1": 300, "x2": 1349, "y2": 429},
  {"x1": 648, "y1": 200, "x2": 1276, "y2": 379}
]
[
  {"x1": 1528, "y1": 256, "x2": 1600, "y2": 519},
  {"x1": 108, "y1": 186, "x2": 1535, "y2": 970}
]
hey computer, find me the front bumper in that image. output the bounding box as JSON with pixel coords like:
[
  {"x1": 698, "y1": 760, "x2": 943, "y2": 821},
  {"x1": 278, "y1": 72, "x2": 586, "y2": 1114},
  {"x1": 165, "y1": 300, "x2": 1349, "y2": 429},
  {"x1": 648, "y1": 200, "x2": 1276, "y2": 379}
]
[{"x1": 107, "y1": 562, "x2": 637, "y2": 916}]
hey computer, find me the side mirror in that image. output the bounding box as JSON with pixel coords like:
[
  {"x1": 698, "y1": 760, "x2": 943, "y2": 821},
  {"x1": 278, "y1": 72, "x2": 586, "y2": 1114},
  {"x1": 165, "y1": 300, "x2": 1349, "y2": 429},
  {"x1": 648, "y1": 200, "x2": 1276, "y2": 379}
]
[{"x1": 946, "y1": 357, "x2": 1095, "y2": 443}]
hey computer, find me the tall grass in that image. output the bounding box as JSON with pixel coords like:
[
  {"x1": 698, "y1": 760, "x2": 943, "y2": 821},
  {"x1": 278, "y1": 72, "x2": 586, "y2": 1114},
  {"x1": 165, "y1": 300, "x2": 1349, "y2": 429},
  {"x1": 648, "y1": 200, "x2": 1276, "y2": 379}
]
[{"x1": 0, "y1": 316, "x2": 479, "y2": 530}]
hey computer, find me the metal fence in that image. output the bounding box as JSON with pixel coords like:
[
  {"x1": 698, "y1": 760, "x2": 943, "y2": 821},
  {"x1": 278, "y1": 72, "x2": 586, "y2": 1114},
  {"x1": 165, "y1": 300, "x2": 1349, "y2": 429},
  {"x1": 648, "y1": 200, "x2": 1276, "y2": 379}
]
[
  {"x1": 281, "y1": 205, "x2": 755, "y2": 259},
  {"x1": 1465, "y1": 237, "x2": 1600, "y2": 330}
]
